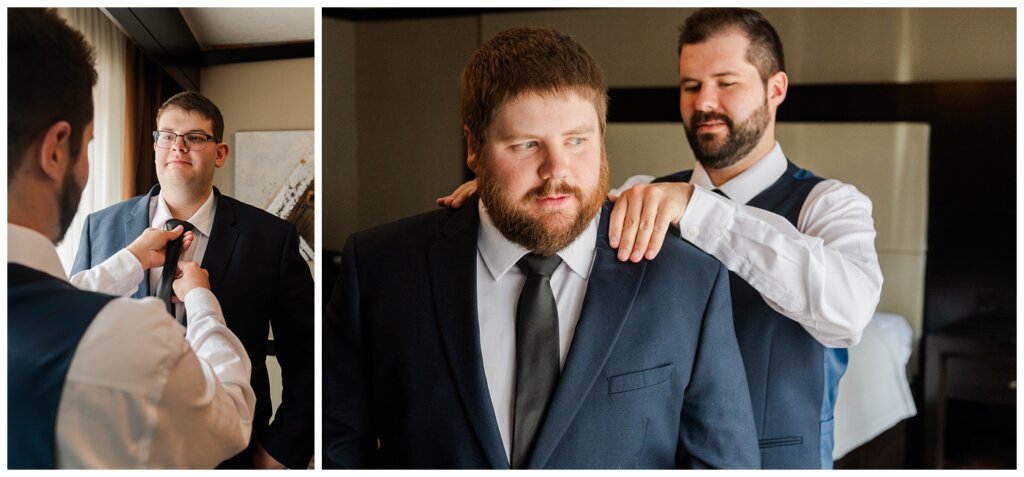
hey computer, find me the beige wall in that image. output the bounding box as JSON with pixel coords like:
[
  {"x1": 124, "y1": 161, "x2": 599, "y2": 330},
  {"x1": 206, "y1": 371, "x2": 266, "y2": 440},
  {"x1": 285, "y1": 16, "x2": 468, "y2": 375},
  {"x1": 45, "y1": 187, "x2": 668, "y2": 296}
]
[
  {"x1": 353, "y1": 17, "x2": 478, "y2": 234},
  {"x1": 201, "y1": 57, "x2": 315, "y2": 197},
  {"x1": 323, "y1": 18, "x2": 358, "y2": 251}
]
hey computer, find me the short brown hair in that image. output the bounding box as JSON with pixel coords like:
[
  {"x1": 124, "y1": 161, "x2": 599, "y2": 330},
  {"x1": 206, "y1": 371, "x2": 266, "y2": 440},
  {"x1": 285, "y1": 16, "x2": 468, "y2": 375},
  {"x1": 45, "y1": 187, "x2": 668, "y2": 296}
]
[
  {"x1": 8, "y1": 8, "x2": 97, "y2": 182},
  {"x1": 460, "y1": 27, "x2": 608, "y2": 150},
  {"x1": 678, "y1": 8, "x2": 785, "y2": 83},
  {"x1": 156, "y1": 91, "x2": 225, "y2": 140}
]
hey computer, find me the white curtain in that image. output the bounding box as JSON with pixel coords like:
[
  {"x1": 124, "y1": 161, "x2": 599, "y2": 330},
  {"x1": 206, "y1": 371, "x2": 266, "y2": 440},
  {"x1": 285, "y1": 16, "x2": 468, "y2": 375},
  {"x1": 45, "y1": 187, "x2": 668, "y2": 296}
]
[{"x1": 55, "y1": 8, "x2": 126, "y2": 273}]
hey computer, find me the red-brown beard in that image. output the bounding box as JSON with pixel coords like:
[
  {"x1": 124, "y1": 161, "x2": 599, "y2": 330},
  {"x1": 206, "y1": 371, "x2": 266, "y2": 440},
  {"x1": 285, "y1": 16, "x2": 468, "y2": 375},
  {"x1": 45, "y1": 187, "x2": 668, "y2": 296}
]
[{"x1": 477, "y1": 153, "x2": 609, "y2": 257}]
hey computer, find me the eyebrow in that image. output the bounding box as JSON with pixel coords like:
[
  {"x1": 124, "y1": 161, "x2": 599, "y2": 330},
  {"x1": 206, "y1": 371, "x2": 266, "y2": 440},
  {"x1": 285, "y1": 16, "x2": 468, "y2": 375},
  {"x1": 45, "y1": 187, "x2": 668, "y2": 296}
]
[
  {"x1": 680, "y1": 71, "x2": 741, "y2": 83},
  {"x1": 563, "y1": 124, "x2": 596, "y2": 136},
  {"x1": 493, "y1": 123, "x2": 596, "y2": 142},
  {"x1": 159, "y1": 129, "x2": 213, "y2": 135}
]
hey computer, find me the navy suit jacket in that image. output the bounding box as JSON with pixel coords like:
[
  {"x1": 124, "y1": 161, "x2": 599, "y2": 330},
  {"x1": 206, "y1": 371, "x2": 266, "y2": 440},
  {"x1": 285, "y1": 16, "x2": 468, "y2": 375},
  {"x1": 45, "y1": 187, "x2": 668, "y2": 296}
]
[
  {"x1": 70, "y1": 185, "x2": 314, "y2": 469},
  {"x1": 323, "y1": 200, "x2": 759, "y2": 469}
]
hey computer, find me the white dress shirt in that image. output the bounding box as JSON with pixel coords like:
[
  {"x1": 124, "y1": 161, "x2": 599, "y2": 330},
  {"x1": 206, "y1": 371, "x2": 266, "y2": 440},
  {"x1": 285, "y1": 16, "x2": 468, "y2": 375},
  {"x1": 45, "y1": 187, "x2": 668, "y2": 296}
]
[
  {"x1": 613, "y1": 143, "x2": 882, "y2": 347},
  {"x1": 9, "y1": 223, "x2": 256, "y2": 468},
  {"x1": 149, "y1": 192, "x2": 217, "y2": 323},
  {"x1": 476, "y1": 202, "x2": 599, "y2": 462}
]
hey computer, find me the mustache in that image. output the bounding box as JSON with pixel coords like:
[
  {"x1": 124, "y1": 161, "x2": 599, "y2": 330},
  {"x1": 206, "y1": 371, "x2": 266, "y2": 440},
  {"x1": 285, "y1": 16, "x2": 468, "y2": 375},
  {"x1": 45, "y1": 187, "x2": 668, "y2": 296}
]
[
  {"x1": 690, "y1": 111, "x2": 734, "y2": 129},
  {"x1": 524, "y1": 181, "x2": 584, "y2": 201}
]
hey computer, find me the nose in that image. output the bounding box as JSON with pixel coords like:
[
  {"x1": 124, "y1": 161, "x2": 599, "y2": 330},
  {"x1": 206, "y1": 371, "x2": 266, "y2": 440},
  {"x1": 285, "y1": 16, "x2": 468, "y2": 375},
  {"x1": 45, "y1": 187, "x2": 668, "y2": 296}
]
[
  {"x1": 538, "y1": 144, "x2": 571, "y2": 183},
  {"x1": 693, "y1": 85, "x2": 719, "y2": 113},
  {"x1": 170, "y1": 134, "x2": 189, "y2": 152}
]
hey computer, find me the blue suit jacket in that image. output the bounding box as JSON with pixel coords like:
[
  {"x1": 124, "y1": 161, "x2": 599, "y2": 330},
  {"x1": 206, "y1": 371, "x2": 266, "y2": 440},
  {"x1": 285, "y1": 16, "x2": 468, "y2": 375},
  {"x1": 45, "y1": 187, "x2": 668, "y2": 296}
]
[
  {"x1": 70, "y1": 185, "x2": 314, "y2": 469},
  {"x1": 323, "y1": 200, "x2": 759, "y2": 469}
]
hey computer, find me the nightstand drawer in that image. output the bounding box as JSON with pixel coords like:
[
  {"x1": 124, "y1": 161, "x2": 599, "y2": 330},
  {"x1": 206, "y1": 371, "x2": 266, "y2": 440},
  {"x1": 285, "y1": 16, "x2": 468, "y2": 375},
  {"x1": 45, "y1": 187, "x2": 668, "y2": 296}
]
[{"x1": 945, "y1": 355, "x2": 1016, "y2": 404}]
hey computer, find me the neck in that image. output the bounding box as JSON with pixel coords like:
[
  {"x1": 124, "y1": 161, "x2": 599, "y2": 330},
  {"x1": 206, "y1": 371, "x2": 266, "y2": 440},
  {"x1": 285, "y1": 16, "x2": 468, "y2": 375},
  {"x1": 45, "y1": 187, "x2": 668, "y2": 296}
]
[
  {"x1": 162, "y1": 186, "x2": 212, "y2": 220},
  {"x1": 8, "y1": 183, "x2": 59, "y2": 244},
  {"x1": 704, "y1": 133, "x2": 776, "y2": 187}
]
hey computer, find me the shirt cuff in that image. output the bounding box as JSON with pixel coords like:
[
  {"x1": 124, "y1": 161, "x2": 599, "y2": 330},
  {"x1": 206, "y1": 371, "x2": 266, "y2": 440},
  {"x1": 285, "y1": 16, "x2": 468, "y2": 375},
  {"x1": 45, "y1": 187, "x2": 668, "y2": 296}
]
[
  {"x1": 74, "y1": 248, "x2": 145, "y2": 296},
  {"x1": 113, "y1": 248, "x2": 146, "y2": 284},
  {"x1": 182, "y1": 288, "x2": 226, "y2": 327},
  {"x1": 678, "y1": 186, "x2": 735, "y2": 249}
]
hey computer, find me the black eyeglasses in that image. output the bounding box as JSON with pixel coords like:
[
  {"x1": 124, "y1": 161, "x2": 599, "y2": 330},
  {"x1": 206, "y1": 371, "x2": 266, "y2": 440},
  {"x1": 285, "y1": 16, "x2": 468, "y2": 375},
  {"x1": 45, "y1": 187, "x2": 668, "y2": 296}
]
[{"x1": 153, "y1": 131, "x2": 221, "y2": 151}]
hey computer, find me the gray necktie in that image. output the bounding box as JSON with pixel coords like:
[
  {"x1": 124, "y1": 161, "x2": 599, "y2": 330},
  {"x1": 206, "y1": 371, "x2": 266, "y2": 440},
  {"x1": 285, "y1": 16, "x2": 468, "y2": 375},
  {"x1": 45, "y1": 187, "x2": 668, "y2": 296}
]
[
  {"x1": 511, "y1": 253, "x2": 562, "y2": 469},
  {"x1": 154, "y1": 219, "x2": 195, "y2": 316}
]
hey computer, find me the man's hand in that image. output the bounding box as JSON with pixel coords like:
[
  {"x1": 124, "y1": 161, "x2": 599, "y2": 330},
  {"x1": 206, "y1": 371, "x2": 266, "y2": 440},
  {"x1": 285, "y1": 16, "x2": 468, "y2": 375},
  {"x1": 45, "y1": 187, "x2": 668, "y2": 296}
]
[
  {"x1": 171, "y1": 261, "x2": 210, "y2": 303},
  {"x1": 126, "y1": 225, "x2": 194, "y2": 270},
  {"x1": 608, "y1": 182, "x2": 695, "y2": 262},
  {"x1": 253, "y1": 441, "x2": 288, "y2": 469},
  {"x1": 436, "y1": 179, "x2": 478, "y2": 209}
]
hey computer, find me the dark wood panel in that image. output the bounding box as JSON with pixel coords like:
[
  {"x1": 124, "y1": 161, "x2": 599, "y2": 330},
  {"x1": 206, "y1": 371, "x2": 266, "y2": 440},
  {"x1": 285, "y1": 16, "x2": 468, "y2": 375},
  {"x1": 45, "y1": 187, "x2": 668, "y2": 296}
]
[
  {"x1": 105, "y1": 8, "x2": 201, "y2": 91},
  {"x1": 200, "y1": 41, "x2": 314, "y2": 66}
]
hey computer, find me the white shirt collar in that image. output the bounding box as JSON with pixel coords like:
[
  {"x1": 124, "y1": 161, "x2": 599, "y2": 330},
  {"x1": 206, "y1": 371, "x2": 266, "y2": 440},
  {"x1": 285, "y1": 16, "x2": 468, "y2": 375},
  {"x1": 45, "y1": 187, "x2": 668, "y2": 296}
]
[
  {"x1": 151, "y1": 190, "x2": 216, "y2": 237},
  {"x1": 690, "y1": 142, "x2": 787, "y2": 205},
  {"x1": 7, "y1": 223, "x2": 69, "y2": 281},
  {"x1": 477, "y1": 200, "x2": 599, "y2": 282}
]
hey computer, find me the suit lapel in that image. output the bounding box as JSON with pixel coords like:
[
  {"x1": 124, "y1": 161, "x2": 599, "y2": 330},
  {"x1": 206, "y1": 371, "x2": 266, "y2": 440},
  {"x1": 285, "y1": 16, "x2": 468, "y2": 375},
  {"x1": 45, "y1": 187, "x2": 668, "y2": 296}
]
[
  {"x1": 127, "y1": 186, "x2": 159, "y2": 298},
  {"x1": 202, "y1": 189, "x2": 239, "y2": 293},
  {"x1": 427, "y1": 201, "x2": 509, "y2": 469},
  {"x1": 527, "y1": 204, "x2": 647, "y2": 469}
]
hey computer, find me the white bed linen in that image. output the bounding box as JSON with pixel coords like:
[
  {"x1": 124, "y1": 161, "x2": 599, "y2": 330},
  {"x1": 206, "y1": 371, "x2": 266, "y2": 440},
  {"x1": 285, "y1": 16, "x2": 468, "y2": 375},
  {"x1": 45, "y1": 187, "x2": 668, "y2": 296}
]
[{"x1": 833, "y1": 312, "x2": 918, "y2": 460}]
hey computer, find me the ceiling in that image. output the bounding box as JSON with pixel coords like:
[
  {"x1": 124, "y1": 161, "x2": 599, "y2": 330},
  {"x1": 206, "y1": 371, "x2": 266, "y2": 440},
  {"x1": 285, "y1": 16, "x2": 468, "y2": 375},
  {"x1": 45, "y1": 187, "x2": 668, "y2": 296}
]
[{"x1": 179, "y1": 8, "x2": 313, "y2": 49}]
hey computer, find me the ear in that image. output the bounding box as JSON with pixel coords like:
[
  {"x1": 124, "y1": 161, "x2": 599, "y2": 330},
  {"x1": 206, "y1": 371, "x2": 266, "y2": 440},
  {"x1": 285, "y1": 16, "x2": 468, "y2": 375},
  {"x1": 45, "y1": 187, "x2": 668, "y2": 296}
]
[
  {"x1": 767, "y1": 70, "x2": 788, "y2": 109},
  {"x1": 214, "y1": 142, "x2": 229, "y2": 168},
  {"x1": 37, "y1": 121, "x2": 73, "y2": 182},
  {"x1": 464, "y1": 125, "x2": 480, "y2": 175}
]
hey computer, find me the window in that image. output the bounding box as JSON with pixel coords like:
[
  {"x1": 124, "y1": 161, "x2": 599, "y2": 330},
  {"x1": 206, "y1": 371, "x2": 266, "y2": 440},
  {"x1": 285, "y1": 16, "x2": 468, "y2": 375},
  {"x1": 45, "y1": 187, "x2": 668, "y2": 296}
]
[{"x1": 55, "y1": 8, "x2": 127, "y2": 272}]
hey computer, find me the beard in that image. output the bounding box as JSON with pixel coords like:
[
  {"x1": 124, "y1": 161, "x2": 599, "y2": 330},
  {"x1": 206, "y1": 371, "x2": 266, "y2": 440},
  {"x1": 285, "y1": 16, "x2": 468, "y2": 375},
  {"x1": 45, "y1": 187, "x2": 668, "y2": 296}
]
[
  {"x1": 478, "y1": 155, "x2": 609, "y2": 257},
  {"x1": 685, "y1": 100, "x2": 769, "y2": 170},
  {"x1": 55, "y1": 163, "x2": 84, "y2": 244}
]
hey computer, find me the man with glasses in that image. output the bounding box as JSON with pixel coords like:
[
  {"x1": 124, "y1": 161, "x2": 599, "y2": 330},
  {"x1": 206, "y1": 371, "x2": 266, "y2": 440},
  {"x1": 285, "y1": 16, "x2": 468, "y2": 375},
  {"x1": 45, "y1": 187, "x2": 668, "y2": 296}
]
[{"x1": 71, "y1": 91, "x2": 314, "y2": 469}]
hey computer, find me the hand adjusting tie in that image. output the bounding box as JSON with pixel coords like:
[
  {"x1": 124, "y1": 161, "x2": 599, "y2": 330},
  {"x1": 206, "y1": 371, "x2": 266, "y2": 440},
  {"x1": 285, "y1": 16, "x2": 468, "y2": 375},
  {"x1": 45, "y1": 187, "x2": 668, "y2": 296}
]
[{"x1": 154, "y1": 219, "x2": 195, "y2": 316}]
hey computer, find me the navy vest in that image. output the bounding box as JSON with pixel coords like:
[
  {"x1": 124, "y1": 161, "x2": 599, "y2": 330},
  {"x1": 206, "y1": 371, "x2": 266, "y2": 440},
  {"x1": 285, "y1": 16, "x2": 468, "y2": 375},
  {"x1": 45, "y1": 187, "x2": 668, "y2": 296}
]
[
  {"x1": 655, "y1": 162, "x2": 847, "y2": 469},
  {"x1": 8, "y1": 263, "x2": 115, "y2": 469}
]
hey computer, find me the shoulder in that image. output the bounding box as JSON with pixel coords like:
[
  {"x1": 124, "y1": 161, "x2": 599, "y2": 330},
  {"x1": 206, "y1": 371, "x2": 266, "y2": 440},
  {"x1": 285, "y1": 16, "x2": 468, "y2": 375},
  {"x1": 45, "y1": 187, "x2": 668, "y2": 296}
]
[
  {"x1": 67, "y1": 297, "x2": 187, "y2": 390},
  {"x1": 598, "y1": 203, "x2": 722, "y2": 285},
  {"x1": 651, "y1": 233, "x2": 724, "y2": 281},
  {"x1": 217, "y1": 194, "x2": 293, "y2": 230},
  {"x1": 346, "y1": 206, "x2": 471, "y2": 262},
  {"x1": 85, "y1": 194, "x2": 147, "y2": 222}
]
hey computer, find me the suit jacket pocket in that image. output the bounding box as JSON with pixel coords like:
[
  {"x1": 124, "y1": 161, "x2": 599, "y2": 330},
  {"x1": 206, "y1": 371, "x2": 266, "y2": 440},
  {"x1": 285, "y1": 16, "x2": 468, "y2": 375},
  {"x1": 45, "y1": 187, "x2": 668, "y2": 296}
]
[
  {"x1": 759, "y1": 436, "x2": 802, "y2": 448},
  {"x1": 608, "y1": 363, "x2": 674, "y2": 394}
]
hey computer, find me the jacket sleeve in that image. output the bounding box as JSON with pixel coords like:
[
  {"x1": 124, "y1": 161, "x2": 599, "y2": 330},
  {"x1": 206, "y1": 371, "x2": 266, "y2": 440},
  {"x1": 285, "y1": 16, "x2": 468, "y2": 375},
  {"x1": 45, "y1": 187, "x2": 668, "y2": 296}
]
[
  {"x1": 323, "y1": 234, "x2": 376, "y2": 468},
  {"x1": 676, "y1": 264, "x2": 760, "y2": 469},
  {"x1": 261, "y1": 224, "x2": 315, "y2": 468}
]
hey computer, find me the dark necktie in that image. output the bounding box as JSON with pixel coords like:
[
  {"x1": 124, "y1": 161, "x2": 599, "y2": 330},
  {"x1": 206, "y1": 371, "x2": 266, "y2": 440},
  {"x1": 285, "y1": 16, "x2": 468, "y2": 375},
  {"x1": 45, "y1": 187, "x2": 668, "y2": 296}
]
[
  {"x1": 154, "y1": 219, "x2": 195, "y2": 316},
  {"x1": 712, "y1": 188, "x2": 730, "y2": 199},
  {"x1": 511, "y1": 253, "x2": 562, "y2": 469}
]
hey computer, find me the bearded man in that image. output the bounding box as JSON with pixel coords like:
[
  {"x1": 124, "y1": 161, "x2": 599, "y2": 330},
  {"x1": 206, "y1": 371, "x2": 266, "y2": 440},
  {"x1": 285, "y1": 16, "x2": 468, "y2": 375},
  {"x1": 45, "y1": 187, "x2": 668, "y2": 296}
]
[
  {"x1": 438, "y1": 9, "x2": 883, "y2": 469},
  {"x1": 323, "y1": 26, "x2": 759, "y2": 469}
]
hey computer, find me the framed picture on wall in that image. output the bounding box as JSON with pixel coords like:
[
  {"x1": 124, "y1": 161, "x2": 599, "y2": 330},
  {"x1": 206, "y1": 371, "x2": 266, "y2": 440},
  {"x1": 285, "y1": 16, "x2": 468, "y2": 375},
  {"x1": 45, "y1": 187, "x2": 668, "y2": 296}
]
[{"x1": 234, "y1": 129, "x2": 314, "y2": 262}]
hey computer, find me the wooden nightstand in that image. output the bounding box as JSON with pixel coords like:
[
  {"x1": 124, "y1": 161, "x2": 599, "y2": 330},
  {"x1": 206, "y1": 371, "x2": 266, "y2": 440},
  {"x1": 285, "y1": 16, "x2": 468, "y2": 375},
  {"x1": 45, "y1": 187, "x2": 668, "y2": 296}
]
[{"x1": 923, "y1": 316, "x2": 1016, "y2": 468}]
